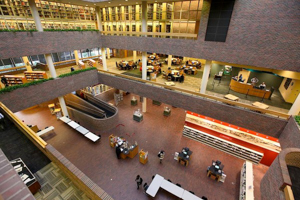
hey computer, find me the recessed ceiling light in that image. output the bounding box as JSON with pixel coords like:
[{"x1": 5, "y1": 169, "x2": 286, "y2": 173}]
[
  {"x1": 155, "y1": 0, "x2": 157, "y2": 2},
  {"x1": 119, "y1": 4, "x2": 121, "y2": 5},
  {"x1": 94, "y1": 4, "x2": 96, "y2": 5},
  {"x1": 86, "y1": 5, "x2": 88, "y2": 6},
  {"x1": 136, "y1": 2, "x2": 138, "y2": 3},
  {"x1": 125, "y1": 0, "x2": 128, "y2": 1},
  {"x1": 108, "y1": 1, "x2": 111, "y2": 3}
]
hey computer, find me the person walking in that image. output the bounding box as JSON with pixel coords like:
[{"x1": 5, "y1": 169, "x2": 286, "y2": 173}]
[
  {"x1": 158, "y1": 150, "x2": 165, "y2": 164},
  {"x1": 135, "y1": 175, "x2": 143, "y2": 189}
]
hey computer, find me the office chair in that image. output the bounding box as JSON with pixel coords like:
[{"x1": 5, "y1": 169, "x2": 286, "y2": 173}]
[
  {"x1": 176, "y1": 183, "x2": 181, "y2": 187},
  {"x1": 152, "y1": 175, "x2": 155, "y2": 180},
  {"x1": 189, "y1": 191, "x2": 195, "y2": 194},
  {"x1": 167, "y1": 179, "x2": 172, "y2": 182},
  {"x1": 202, "y1": 196, "x2": 208, "y2": 200}
]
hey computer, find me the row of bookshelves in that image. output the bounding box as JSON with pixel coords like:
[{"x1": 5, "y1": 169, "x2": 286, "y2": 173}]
[
  {"x1": 2, "y1": 71, "x2": 47, "y2": 87},
  {"x1": 182, "y1": 126, "x2": 264, "y2": 164}
]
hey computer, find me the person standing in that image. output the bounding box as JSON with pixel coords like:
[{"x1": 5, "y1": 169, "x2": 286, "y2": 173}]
[
  {"x1": 116, "y1": 145, "x2": 121, "y2": 159},
  {"x1": 135, "y1": 175, "x2": 143, "y2": 189},
  {"x1": 251, "y1": 77, "x2": 259, "y2": 86},
  {"x1": 158, "y1": 150, "x2": 165, "y2": 164}
]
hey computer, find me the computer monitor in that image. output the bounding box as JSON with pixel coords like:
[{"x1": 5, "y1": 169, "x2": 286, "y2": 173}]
[{"x1": 215, "y1": 165, "x2": 220, "y2": 169}]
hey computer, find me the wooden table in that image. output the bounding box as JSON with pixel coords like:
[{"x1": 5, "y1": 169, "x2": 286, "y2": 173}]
[
  {"x1": 224, "y1": 94, "x2": 239, "y2": 101},
  {"x1": 252, "y1": 101, "x2": 269, "y2": 109}
]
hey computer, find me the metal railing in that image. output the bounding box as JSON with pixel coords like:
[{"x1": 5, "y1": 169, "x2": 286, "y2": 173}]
[{"x1": 97, "y1": 69, "x2": 290, "y2": 120}]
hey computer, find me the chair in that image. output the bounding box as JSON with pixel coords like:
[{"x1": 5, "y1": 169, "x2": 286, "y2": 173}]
[
  {"x1": 216, "y1": 160, "x2": 221, "y2": 166},
  {"x1": 176, "y1": 183, "x2": 181, "y2": 187},
  {"x1": 189, "y1": 191, "x2": 195, "y2": 194},
  {"x1": 167, "y1": 179, "x2": 172, "y2": 182},
  {"x1": 187, "y1": 70, "x2": 192, "y2": 75},
  {"x1": 220, "y1": 164, "x2": 224, "y2": 170},
  {"x1": 167, "y1": 76, "x2": 172, "y2": 81},
  {"x1": 201, "y1": 196, "x2": 208, "y2": 200}
]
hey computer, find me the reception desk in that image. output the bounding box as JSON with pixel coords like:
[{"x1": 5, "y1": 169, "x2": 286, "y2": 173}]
[{"x1": 229, "y1": 79, "x2": 271, "y2": 99}]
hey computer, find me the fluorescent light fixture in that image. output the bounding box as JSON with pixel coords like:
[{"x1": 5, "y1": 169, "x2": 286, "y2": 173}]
[{"x1": 83, "y1": 0, "x2": 110, "y2": 2}]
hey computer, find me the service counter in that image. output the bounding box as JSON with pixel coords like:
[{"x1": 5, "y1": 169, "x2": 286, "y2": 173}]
[
  {"x1": 109, "y1": 134, "x2": 139, "y2": 159},
  {"x1": 229, "y1": 79, "x2": 271, "y2": 99}
]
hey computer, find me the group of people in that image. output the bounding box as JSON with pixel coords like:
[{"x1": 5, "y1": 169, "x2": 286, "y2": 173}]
[
  {"x1": 166, "y1": 68, "x2": 185, "y2": 83},
  {"x1": 233, "y1": 74, "x2": 267, "y2": 90}
]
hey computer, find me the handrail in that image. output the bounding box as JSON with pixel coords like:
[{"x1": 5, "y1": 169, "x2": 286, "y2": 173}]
[
  {"x1": 0, "y1": 102, "x2": 47, "y2": 148},
  {"x1": 97, "y1": 69, "x2": 290, "y2": 119},
  {"x1": 101, "y1": 31, "x2": 198, "y2": 38}
]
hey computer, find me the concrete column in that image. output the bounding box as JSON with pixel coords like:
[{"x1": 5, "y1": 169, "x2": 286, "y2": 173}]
[
  {"x1": 45, "y1": 54, "x2": 57, "y2": 78},
  {"x1": 142, "y1": 52, "x2": 147, "y2": 80},
  {"x1": 95, "y1": 6, "x2": 103, "y2": 31},
  {"x1": 101, "y1": 48, "x2": 107, "y2": 71},
  {"x1": 106, "y1": 48, "x2": 110, "y2": 59},
  {"x1": 22, "y1": 56, "x2": 32, "y2": 71},
  {"x1": 142, "y1": 97, "x2": 147, "y2": 112},
  {"x1": 28, "y1": 0, "x2": 43, "y2": 32},
  {"x1": 141, "y1": 1, "x2": 147, "y2": 33},
  {"x1": 133, "y1": 51, "x2": 137, "y2": 62},
  {"x1": 288, "y1": 93, "x2": 300, "y2": 115},
  {"x1": 200, "y1": 60, "x2": 212, "y2": 94},
  {"x1": 58, "y1": 96, "x2": 69, "y2": 117},
  {"x1": 168, "y1": 54, "x2": 172, "y2": 68},
  {"x1": 74, "y1": 50, "x2": 79, "y2": 65}
]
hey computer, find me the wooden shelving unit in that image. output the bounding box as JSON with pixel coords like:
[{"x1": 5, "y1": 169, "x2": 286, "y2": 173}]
[
  {"x1": 24, "y1": 71, "x2": 47, "y2": 81},
  {"x1": 3, "y1": 75, "x2": 27, "y2": 86},
  {"x1": 239, "y1": 161, "x2": 254, "y2": 200},
  {"x1": 182, "y1": 126, "x2": 264, "y2": 164}
]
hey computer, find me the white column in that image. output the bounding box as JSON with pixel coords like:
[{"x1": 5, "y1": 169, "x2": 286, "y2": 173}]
[
  {"x1": 200, "y1": 60, "x2": 212, "y2": 94},
  {"x1": 74, "y1": 50, "x2": 79, "y2": 65},
  {"x1": 133, "y1": 51, "x2": 137, "y2": 62},
  {"x1": 95, "y1": 6, "x2": 103, "y2": 31},
  {"x1": 45, "y1": 54, "x2": 57, "y2": 78},
  {"x1": 101, "y1": 48, "x2": 107, "y2": 71},
  {"x1": 106, "y1": 48, "x2": 110, "y2": 59},
  {"x1": 141, "y1": 1, "x2": 147, "y2": 33},
  {"x1": 28, "y1": 0, "x2": 43, "y2": 32},
  {"x1": 22, "y1": 56, "x2": 32, "y2": 71},
  {"x1": 58, "y1": 96, "x2": 69, "y2": 117},
  {"x1": 142, "y1": 52, "x2": 147, "y2": 80},
  {"x1": 168, "y1": 54, "x2": 172, "y2": 68},
  {"x1": 288, "y1": 93, "x2": 300, "y2": 115},
  {"x1": 142, "y1": 97, "x2": 147, "y2": 113}
]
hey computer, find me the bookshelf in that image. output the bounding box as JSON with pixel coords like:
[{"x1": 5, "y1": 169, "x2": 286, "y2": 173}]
[
  {"x1": 3, "y1": 75, "x2": 27, "y2": 86},
  {"x1": 24, "y1": 71, "x2": 47, "y2": 81}
]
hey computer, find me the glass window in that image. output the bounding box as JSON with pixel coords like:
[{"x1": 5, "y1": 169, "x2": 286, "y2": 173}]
[
  {"x1": 81, "y1": 49, "x2": 90, "y2": 58},
  {"x1": 38, "y1": 54, "x2": 46, "y2": 64},
  {"x1": 64, "y1": 52, "x2": 71, "y2": 60},
  {"x1": 52, "y1": 53, "x2": 60, "y2": 62},
  {"x1": 13, "y1": 57, "x2": 24, "y2": 67},
  {"x1": 58, "y1": 52, "x2": 66, "y2": 61},
  {"x1": 90, "y1": 48, "x2": 99, "y2": 56}
]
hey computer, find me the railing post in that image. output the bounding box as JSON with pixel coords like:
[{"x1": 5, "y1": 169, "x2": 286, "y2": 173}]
[
  {"x1": 246, "y1": 89, "x2": 249, "y2": 98},
  {"x1": 261, "y1": 92, "x2": 266, "y2": 102},
  {"x1": 228, "y1": 85, "x2": 231, "y2": 93}
]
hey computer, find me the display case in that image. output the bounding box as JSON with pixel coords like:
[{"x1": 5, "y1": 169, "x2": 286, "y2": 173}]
[
  {"x1": 131, "y1": 96, "x2": 137, "y2": 106},
  {"x1": 185, "y1": 113, "x2": 281, "y2": 152},
  {"x1": 182, "y1": 126, "x2": 264, "y2": 164},
  {"x1": 24, "y1": 71, "x2": 48, "y2": 81},
  {"x1": 139, "y1": 149, "x2": 148, "y2": 164},
  {"x1": 239, "y1": 161, "x2": 254, "y2": 200},
  {"x1": 133, "y1": 109, "x2": 143, "y2": 122},
  {"x1": 164, "y1": 106, "x2": 171, "y2": 116}
]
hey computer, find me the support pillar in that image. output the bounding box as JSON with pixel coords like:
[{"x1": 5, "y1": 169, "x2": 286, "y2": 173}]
[
  {"x1": 142, "y1": 1, "x2": 147, "y2": 33},
  {"x1": 168, "y1": 54, "x2": 172, "y2": 68},
  {"x1": 22, "y1": 56, "x2": 32, "y2": 71},
  {"x1": 142, "y1": 97, "x2": 147, "y2": 112},
  {"x1": 288, "y1": 93, "x2": 300, "y2": 115},
  {"x1": 58, "y1": 96, "x2": 69, "y2": 117},
  {"x1": 200, "y1": 60, "x2": 212, "y2": 94},
  {"x1": 101, "y1": 48, "x2": 107, "y2": 71},
  {"x1": 95, "y1": 6, "x2": 103, "y2": 31},
  {"x1": 45, "y1": 54, "x2": 56, "y2": 78},
  {"x1": 106, "y1": 48, "x2": 110, "y2": 59},
  {"x1": 142, "y1": 52, "x2": 147, "y2": 80},
  {"x1": 28, "y1": 0, "x2": 43, "y2": 32},
  {"x1": 74, "y1": 50, "x2": 79, "y2": 65},
  {"x1": 133, "y1": 51, "x2": 137, "y2": 62}
]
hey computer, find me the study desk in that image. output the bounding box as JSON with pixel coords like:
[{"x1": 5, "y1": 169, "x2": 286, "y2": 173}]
[
  {"x1": 60, "y1": 116, "x2": 71, "y2": 123},
  {"x1": 178, "y1": 150, "x2": 193, "y2": 166},
  {"x1": 161, "y1": 179, "x2": 185, "y2": 198},
  {"x1": 224, "y1": 94, "x2": 239, "y2": 101},
  {"x1": 182, "y1": 190, "x2": 203, "y2": 200},
  {"x1": 85, "y1": 132, "x2": 100, "y2": 142},
  {"x1": 76, "y1": 126, "x2": 89, "y2": 135},
  {"x1": 252, "y1": 101, "x2": 269, "y2": 109},
  {"x1": 67, "y1": 121, "x2": 80, "y2": 129},
  {"x1": 146, "y1": 174, "x2": 164, "y2": 197}
]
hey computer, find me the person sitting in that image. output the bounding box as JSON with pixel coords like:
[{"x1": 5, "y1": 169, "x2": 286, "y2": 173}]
[
  {"x1": 143, "y1": 183, "x2": 149, "y2": 191},
  {"x1": 251, "y1": 77, "x2": 259, "y2": 86},
  {"x1": 179, "y1": 70, "x2": 185, "y2": 83},
  {"x1": 259, "y1": 82, "x2": 266, "y2": 89},
  {"x1": 167, "y1": 67, "x2": 172, "y2": 77},
  {"x1": 238, "y1": 74, "x2": 245, "y2": 82},
  {"x1": 70, "y1": 67, "x2": 75, "y2": 72}
]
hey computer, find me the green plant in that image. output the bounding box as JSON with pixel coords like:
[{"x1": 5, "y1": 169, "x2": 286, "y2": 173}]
[
  {"x1": 0, "y1": 78, "x2": 54, "y2": 94},
  {"x1": 295, "y1": 116, "x2": 300, "y2": 126},
  {"x1": 0, "y1": 29, "x2": 37, "y2": 32},
  {"x1": 58, "y1": 67, "x2": 97, "y2": 78}
]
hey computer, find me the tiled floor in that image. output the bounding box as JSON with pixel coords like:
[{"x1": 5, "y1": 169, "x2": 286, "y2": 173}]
[
  {"x1": 15, "y1": 93, "x2": 269, "y2": 200},
  {"x1": 34, "y1": 162, "x2": 90, "y2": 200}
]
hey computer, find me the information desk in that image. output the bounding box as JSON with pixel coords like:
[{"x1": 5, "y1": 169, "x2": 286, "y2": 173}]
[
  {"x1": 146, "y1": 174, "x2": 164, "y2": 197},
  {"x1": 161, "y1": 179, "x2": 185, "y2": 198},
  {"x1": 229, "y1": 79, "x2": 271, "y2": 99},
  {"x1": 109, "y1": 134, "x2": 139, "y2": 159},
  {"x1": 10, "y1": 158, "x2": 40, "y2": 194}
]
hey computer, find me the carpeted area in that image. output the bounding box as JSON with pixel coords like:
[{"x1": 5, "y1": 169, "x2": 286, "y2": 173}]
[{"x1": 34, "y1": 162, "x2": 90, "y2": 200}]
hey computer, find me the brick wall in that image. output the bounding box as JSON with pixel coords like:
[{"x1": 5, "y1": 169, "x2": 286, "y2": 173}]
[
  {"x1": 279, "y1": 117, "x2": 300, "y2": 149},
  {"x1": 0, "y1": 69, "x2": 98, "y2": 112},
  {"x1": 98, "y1": 72, "x2": 287, "y2": 137},
  {"x1": 0, "y1": 0, "x2": 299, "y2": 72},
  {"x1": 0, "y1": 31, "x2": 102, "y2": 59}
]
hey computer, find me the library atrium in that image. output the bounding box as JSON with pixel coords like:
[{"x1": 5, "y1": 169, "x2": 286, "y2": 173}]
[{"x1": 0, "y1": 0, "x2": 299, "y2": 200}]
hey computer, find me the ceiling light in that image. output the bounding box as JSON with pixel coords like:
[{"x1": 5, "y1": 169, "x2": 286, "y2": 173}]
[
  {"x1": 94, "y1": 4, "x2": 96, "y2": 5},
  {"x1": 86, "y1": 5, "x2": 88, "y2": 6},
  {"x1": 125, "y1": 0, "x2": 128, "y2": 1},
  {"x1": 108, "y1": 1, "x2": 111, "y2": 3},
  {"x1": 119, "y1": 4, "x2": 121, "y2": 5},
  {"x1": 155, "y1": 0, "x2": 157, "y2": 2}
]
